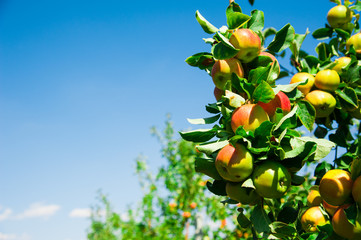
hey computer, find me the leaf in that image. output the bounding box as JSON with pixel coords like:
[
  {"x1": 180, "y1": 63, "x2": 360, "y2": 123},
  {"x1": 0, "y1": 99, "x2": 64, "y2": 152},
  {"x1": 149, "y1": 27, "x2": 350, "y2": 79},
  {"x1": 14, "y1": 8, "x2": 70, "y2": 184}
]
[
  {"x1": 196, "y1": 139, "x2": 229, "y2": 156},
  {"x1": 291, "y1": 137, "x2": 335, "y2": 161},
  {"x1": 248, "y1": 10, "x2": 264, "y2": 32},
  {"x1": 312, "y1": 27, "x2": 333, "y2": 39},
  {"x1": 290, "y1": 30, "x2": 309, "y2": 61},
  {"x1": 277, "y1": 206, "x2": 299, "y2": 224},
  {"x1": 226, "y1": 3, "x2": 250, "y2": 29},
  {"x1": 291, "y1": 174, "x2": 305, "y2": 186},
  {"x1": 335, "y1": 28, "x2": 351, "y2": 39},
  {"x1": 185, "y1": 52, "x2": 214, "y2": 69},
  {"x1": 241, "y1": 178, "x2": 255, "y2": 189},
  {"x1": 267, "y1": 24, "x2": 295, "y2": 53},
  {"x1": 263, "y1": 27, "x2": 277, "y2": 39},
  {"x1": 314, "y1": 161, "x2": 333, "y2": 180},
  {"x1": 195, "y1": 10, "x2": 218, "y2": 34},
  {"x1": 206, "y1": 180, "x2": 227, "y2": 196},
  {"x1": 249, "y1": 65, "x2": 271, "y2": 84},
  {"x1": 296, "y1": 100, "x2": 316, "y2": 131},
  {"x1": 194, "y1": 157, "x2": 222, "y2": 180},
  {"x1": 250, "y1": 205, "x2": 271, "y2": 234},
  {"x1": 253, "y1": 81, "x2": 275, "y2": 103},
  {"x1": 274, "y1": 105, "x2": 298, "y2": 131},
  {"x1": 215, "y1": 32, "x2": 238, "y2": 50},
  {"x1": 237, "y1": 209, "x2": 252, "y2": 228},
  {"x1": 273, "y1": 82, "x2": 305, "y2": 94},
  {"x1": 212, "y1": 42, "x2": 239, "y2": 60},
  {"x1": 187, "y1": 115, "x2": 220, "y2": 125},
  {"x1": 224, "y1": 90, "x2": 246, "y2": 108},
  {"x1": 269, "y1": 221, "x2": 297, "y2": 237},
  {"x1": 179, "y1": 129, "x2": 217, "y2": 142},
  {"x1": 336, "y1": 87, "x2": 358, "y2": 109}
]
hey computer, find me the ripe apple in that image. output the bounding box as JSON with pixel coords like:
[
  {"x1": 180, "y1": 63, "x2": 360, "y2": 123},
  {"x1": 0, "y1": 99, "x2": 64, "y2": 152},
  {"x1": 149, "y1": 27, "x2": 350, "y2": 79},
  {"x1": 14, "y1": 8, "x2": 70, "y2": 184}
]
[
  {"x1": 301, "y1": 206, "x2": 328, "y2": 232},
  {"x1": 214, "y1": 87, "x2": 224, "y2": 101},
  {"x1": 229, "y1": 29, "x2": 262, "y2": 63},
  {"x1": 319, "y1": 169, "x2": 353, "y2": 206},
  {"x1": 182, "y1": 211, "x2": 191, "y2": 218},
  {"x1": 332, "y1": 205, "x2": 357, "y2": 240},
  {"x1": 231, "y1": 103, "x2": 269, "y2": 133},
  {"x1": 322, "y1": 200, "x2": 339, "y2": 216},
  {"x1": 305, "y1": 90, "x2": 336, "y2": 118},
  {"x1": 211, "y1": 58, "x2": 244, "y2": 90},
  {"x1": 327, "y1": 5, "x2": 352, "y2": 29},
  {"x1": 307, "y1": 186, "x2": 323, "y2": 207},
  {"x1": 332, "y1": 56, "x2": 352, "y2": 73},
  {"x1": 347, "y1": 33, "x2": 361, "y2": 54},
  {"x1": 259, "y1": 51, "x2": 280, "y2": 72},
  {"x1": 258, "y1": 91, "x2": 291, "y2": 118},
  {"x1": 314, "y1": 69, "x2": 340, "y2": 92},
  {"x1": 215, "y1": 143, "x2": 253, "y2": 182},
  {"x1": 226, "y1": 182, "x2": 260, "y2": 205},
  {"x1": 290, "y1": 72, "x2": 315, "y2": 95},
  {"x1": 189, "y1": 202, "x2": 197, "y2": 209},
  {"x1": 352, "y1": 175, "x2": 361, "y2": 206},
  {"x1": 252, "y1": 161, "x2": 291, "y2": 199}
]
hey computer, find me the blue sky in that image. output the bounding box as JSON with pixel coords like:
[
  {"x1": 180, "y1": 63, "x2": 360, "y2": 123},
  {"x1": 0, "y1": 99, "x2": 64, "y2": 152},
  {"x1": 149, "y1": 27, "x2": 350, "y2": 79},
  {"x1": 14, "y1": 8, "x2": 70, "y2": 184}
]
[{"x1": 0, "y1": 0, "x2": 338, "y2": 239}]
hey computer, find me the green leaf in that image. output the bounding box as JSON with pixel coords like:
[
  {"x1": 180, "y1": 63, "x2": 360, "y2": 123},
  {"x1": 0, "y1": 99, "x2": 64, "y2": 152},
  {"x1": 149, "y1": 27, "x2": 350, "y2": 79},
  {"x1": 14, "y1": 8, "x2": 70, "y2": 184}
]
[
  {"x1": 212, "y1": 42, "x2": 239, "y2": 60},
  {"x1": 269, "y1": 221, "x2": 297, "y2": 237},
  {"x1": 316, "y1": 42, "x2": 330, "y2": 62},
  {"x1": 263, "y1": 27, "x2": 277, "y2": 39},
  {"x1": 215, "y1": 32, "x2": 238, "y2": 50},
  {"x1": 296, "y1": 100, "x2": 316, "y2": 131},
  {"x1": 277, "y1": 206, "x2": 298, "y2": 224},
  {"x1": 206, "y1": 179, "x2": 227, "y2": 196},
  {"x1": 237, "y1": 209, "x2": 252, "y2": 228},
  {"x1": 312, "y1": 27, "x2": 333, "y2": 39},
  {"x1": 291, "y1": 174, "x2": 305, "y2": 186},
  {"x1": 226, "y1": 3, "x2": 250, "y2": 29},
  {"x1": 187, "y1": 115, "x2": 220, "y2": 125},
  {"x1": 249, "y1": 65, "x2": 271, "y2": 84},
  {"x1": 185, "y1": 52, "x2": 214, "y2": 70},
  {"x1": 351, "y1": 157, "x2": 361, "y2": 181},
  {"x1": 241, "y1": 178, "x2": 255, "y2": 189},
  {"x1": 194, "y1": 157, "x2": 222, "y2": 180},
  {"x1": 274, "y1": 105, "x2": 298, "y2": 131},
  {"x1": 336, "y1": 87, "x2": 358, "y2": 108},
  {"x1": 195, "y1": 10, "x2": 218, "y2": 34},
  {"x1": 290, "y1": 137, "x2": 335, "y2": 161},
  {"x1": 248, "y1": 10, "x2": 264, "y2": 32},
  {"x1": 267, "y1": 24, "x2": 295, "y2": 53},
  {"x1": 253, "y1": 81, "x2": 275, "y2": 103},
  {"x1": 335, "y1": 28, "x2": 351, "y2": 39},
  {"x1": 179, "y1": 129, "x2": 217, "y2": 142},
  {"x1": 290, "y1": 30, "x2": 309, "y2": 61},
  {"x1": 314, "y1": 161, "x2": 333, "y2": 180},
  {"x1": 196, "y1": 139, "x2": 229, "y2": 156},
  {"x1": 250, "y1": 205, "x2": 271, "y2": 234}
]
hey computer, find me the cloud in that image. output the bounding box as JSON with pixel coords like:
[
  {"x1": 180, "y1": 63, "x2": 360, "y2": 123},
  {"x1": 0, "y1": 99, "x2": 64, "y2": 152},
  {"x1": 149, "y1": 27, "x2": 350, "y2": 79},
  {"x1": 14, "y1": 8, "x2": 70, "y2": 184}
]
[
  {"x1": 69, "y1": 208, "x2": 91, "y2": 218},
  {"x1": 15, "y1": 203, "x2": 60, "y2": 220},
  {"x1": 0, "y1": 208, "x2": 13, "y2": 221},
  {"x1": 0, "y1": 233, "x2": 31, "y2": 240}
]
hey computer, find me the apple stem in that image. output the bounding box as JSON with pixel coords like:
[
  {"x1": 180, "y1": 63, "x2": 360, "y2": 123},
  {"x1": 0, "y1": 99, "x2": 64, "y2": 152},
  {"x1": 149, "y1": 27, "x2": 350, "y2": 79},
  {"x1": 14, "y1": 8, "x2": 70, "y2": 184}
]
[{"x1": 229, "y1": 0, "x2": 234, "y2": 4}]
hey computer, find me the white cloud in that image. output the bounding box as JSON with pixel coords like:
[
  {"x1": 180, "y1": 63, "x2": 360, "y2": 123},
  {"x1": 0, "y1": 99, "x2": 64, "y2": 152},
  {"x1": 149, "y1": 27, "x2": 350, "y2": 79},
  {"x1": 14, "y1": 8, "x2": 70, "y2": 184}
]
[
  {"x1": 0, "y1": 208, "x2": 13, "y2": 221},
  {"x1": 15, "y1": 202, "x2": 60, "y2": 220},
  {"x1": 0, "y1": 233, "x2": 31, "y2": 240},
  {"x1": 69, "y1": 208, "x2": 91, "y2": 218}
]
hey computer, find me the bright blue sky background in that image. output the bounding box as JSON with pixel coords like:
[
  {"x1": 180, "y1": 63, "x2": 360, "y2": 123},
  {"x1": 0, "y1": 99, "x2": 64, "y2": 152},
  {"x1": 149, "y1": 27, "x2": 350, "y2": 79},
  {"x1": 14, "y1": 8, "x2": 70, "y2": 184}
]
[{"x1": 0, "y1": 0, "x2": 338, "y2": 239}]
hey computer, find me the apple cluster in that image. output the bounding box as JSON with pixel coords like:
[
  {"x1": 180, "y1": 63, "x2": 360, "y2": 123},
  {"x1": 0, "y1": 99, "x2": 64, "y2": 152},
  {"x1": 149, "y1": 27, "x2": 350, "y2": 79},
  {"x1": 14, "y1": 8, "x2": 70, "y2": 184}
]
[{"x1": 301, "y1": 168, "x2": 361, "y2": 239}]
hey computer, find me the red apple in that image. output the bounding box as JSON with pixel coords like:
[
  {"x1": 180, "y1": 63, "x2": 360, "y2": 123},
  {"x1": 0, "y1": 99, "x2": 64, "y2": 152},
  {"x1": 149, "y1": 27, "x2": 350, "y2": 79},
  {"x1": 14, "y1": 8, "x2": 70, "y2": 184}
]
[
  {"x1": 214, "y1": 87, "x2": 224, "y2": 101},
  {"x1": 231, "y1": 103, "x2": 269, "y2": 133},
  {"x1": 211, "y1": 58, "x2": 244, "y2": 90},
  {"x1": 229, "y1": 29, "x2": 262, "y2": 63},
  {"x1": 215, "y1": 143, "x2": 253, "y2": 182},
  {"x1": 259, "y1": 52, "x2": 280, "y2": 72},
  {"x1": 258, "y1": 91, "x2": 291, "y2": 118}
]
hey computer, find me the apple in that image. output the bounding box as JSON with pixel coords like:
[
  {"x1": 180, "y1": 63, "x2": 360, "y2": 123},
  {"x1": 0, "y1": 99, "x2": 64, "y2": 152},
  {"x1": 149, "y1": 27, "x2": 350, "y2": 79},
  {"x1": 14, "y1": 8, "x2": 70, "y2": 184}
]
[
  {"x1": 305, "y1": 90, "x2": 336, "y2": 118},
  {"x1": 231, "y1": 103, "x2": 269, "y2": 133},
  {"x1": 214, "y1": 87, "x2": 224, "y2": 101},
  {"x1": 211, "y1": 58, "x2": 244, "y2": 90},
  {"x1": 229, "y1": 29, "x2": 262, "y2": 63},
  {"x1": 314, "y1": 69, "x2": 340, "y2": 92},
  {"x1": 307, "y1": 186, "x2": 323, "y2": 207},
  {"x1": 258, "y1": 91, "x2": 291, "y2": 118},
  {"x1": 226, "y1": 182, "x2": 260, "y2": 205},
  {"x1": 182, "y1": 211, "x2": 191, "y2": 218},
  {"x1": 189, "y1": 202, "x2": 197, "y2": 209},
  {"x1": 332, "y1": 205, "x2": 357, "y2": 240},
  {"x1": 347, "y1": 33, "x2": 361, "y2": 54},
  {"x1": 327, "y1": 5, "x2": 352, "y2": 29},
  {"x1": 215, "y1": 143, "x2": 253, "y2": 182},
  {"x1": 322, "y1": 200, "x2": 339, "y2": 216},
  {"x1": 259, "y1": 52, "x2": 280, "y2": 72},
  {"x1": 290, "y1": 72, "x2": 315, "y2": 95},
  {"x1": 319, "y1": 169, "x2": 353, "y2": 206},
  {"x1": 301, "y1": 206, "x2": 328, "y2": 232},
  {"x1": 252, "y1": 161, "x2": 291, "y2": 199},
  {"x1": 352, "y1": 175, "x2": 361, "y2": 206},
  {"x1": 332, "y1": 56, "x2": 352, "y2": 73}
]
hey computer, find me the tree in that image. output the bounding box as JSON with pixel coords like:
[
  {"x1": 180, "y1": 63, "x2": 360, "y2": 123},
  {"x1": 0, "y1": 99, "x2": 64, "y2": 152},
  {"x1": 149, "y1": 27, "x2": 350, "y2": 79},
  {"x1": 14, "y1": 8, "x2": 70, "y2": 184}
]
[{"x1": 181, "y1": 0, "x2": 361, "y2": 239}]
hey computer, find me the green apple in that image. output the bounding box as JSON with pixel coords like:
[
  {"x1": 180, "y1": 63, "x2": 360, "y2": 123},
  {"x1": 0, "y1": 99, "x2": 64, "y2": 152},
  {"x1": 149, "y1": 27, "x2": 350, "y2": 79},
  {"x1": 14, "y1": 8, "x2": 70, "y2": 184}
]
[
  {"x1": 215, "y1": 143, "x2": 253, "y2": 182},
  {"x1": 290, "y1": 72, "x2": 315, "y2": 95},
  {"x1": 332, "y1": 56, "x2": 352, "y2": 73},
  {"x1": 314, "y1": 69, "x2": 340, "y2": 92},
  {"x1": 252, "y1": 161, "x2": 291, "y2": 199},
  {"x1": 305, "y1": 90, "x2": 336, "y2": 118},
  {"x1": 226, "y1": 182, "x2": 260, "y2": 205},
  {"x1": 347, "y1": 33, "x2": 361, "y2": 54},
  {"x1": 231, "y1": 103, "x2": 269, "y2": 133},
  {"x1": 327, "y1": 5, "x2": 352, "y2": 29},
  {"x1": 211, "y1": 58, "x2": 244, "y2": 90},
  {"x1": 229, "y1": 29, "x2": 262, "y2": 63}
]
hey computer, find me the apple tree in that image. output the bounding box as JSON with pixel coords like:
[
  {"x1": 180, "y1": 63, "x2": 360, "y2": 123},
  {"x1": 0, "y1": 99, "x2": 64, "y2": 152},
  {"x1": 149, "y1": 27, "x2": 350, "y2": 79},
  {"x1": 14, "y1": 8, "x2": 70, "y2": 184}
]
[{"x1": 181, "y1": 0, "x2": 361, "y2": 239}]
